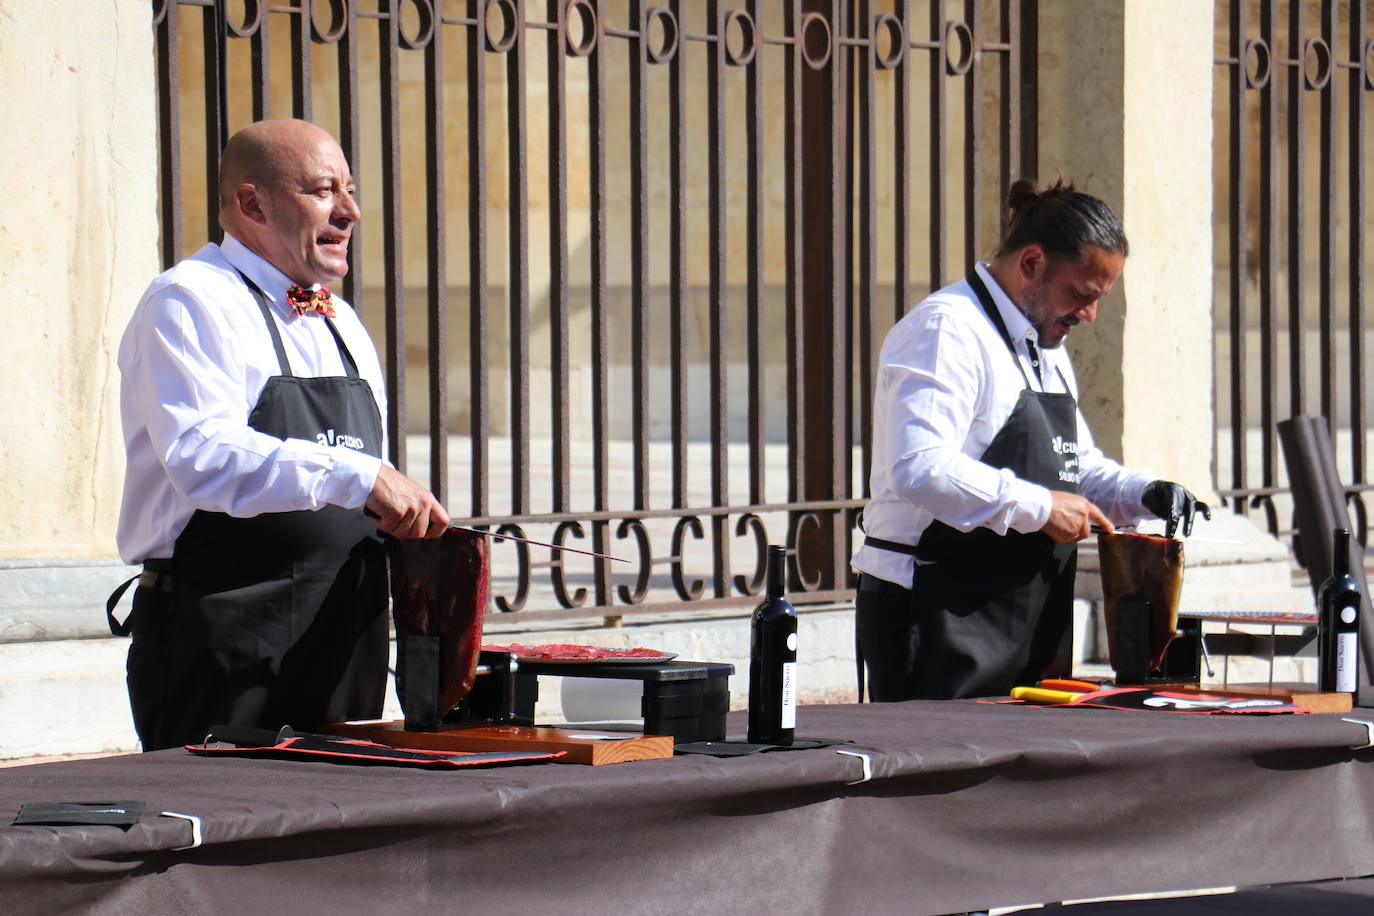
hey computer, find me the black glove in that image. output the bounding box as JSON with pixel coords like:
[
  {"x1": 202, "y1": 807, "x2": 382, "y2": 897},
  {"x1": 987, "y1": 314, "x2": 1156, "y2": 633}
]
[{"x1": 1141, "y1": 480, "x2": 1211, "y2": 539}]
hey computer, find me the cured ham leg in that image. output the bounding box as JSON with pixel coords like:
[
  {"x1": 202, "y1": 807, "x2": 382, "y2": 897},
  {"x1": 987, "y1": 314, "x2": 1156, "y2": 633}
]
[
  {"x1": 1098, "y1": 532, "x2": 1185, "y2": 674},
  {"x1": 389, "y1": 528, "x2": 490, "y2": 718}
]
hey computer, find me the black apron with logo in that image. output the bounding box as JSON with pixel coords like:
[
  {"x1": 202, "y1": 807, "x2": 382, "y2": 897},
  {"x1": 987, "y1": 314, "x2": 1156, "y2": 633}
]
[
  {"x1": 122, "y1": 278, "x2": 388, "y2": 750},
  {"x1": 856, "y1": 272, "x2": 1082, "y2": 700}
]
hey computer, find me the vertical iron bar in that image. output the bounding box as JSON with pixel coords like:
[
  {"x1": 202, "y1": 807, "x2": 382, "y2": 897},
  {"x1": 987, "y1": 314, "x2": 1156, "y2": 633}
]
[
  {"x1": 291, "y1": 0, "x2": 313, "y2": 120},
  {"x1": 963, "y1": 0, "x2": 980, "y2": 267},
  {"x1": 468, "y1": 0, "x2": 490, "y2": 518},
  {"x1": 858, "y1": 0, "x2": 877, "y2": 501},
  {"x1": 338, "y1": 0, "x2": 362, "y2": 310},
  {"x1": 1287, "y1": 0, "x2": 1307, "y2": 421},
  {"x1": 549, "y1": 0, "x2": 571, "y2": 513},
  {"x1": 930, "y1": 0, "x2": 946, "y2": 289},
  {"x1": 589, "y1": 0, "x2": 611, "y2": 604},
  {"x1": 1018, "y1": 0, "x2": 1036, "y2": 179},
  {"x1": 203, "y1": 1, "x2": 227, "y2": 241},
  {"x1": 380, "y1": 0, "x2": 406, "y2": 470},
  {"x1": 426, "y1": 10, "x2": 449, "y2": 505},
  {"x1": 1261, "y1": 0, "x2": 1279, "y2": 492},
  {"x1": 707, "y1": 0, "x2": 731, "y2": 596},
  {"x1": 1350, "y1": 1, "x2": 1367, "y2": 488},
  {"x1": 1228, "y1": 0, "x2": 1248, "y2": 509},
  {"x1": 507, "y1": 0, "x2": 530, "y2": 514},
  {"x1": 251, "y1": 7, "x2": 270, "y2": 120},
  {"x1": 830, "y1": 0, "x2": 850, "y2": 587},
  {"x1": 746, "y1": 0, "x2": 765, "y2": 507},
  {"x1": 1001, "y1": 0, "x2": 1019, "y2": 237},
  {"x1": 1319, "y1": 0, "x2": 1338, "y2": 426},
  {"x1": 631, "y1": 1, "x2": 652, "y2": 511},
  {"x1": 156, "y1": 2, "x2": 182, "y2": 269},
  {"x1": 800, "y1": 0, "x2": 844, "y2": 589},
  {"x1": 894, "y1": 0, "x2": 910, "y2": 333},
  {"x1": 669, "y1": 0, "x2": 688, "y2": 509},
  {"x1": 785, "y1": 0, "x2": 805, "y2": 506}
]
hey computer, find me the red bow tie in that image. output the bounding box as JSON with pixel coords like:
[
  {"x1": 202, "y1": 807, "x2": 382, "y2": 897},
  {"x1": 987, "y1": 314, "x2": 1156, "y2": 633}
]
[{"x1": 286, "y1": 284, "x2": 335, "y2": 318}]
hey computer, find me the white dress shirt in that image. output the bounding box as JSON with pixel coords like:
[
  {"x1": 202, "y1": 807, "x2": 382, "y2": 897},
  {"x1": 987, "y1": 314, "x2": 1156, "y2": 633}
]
[
  {"x1": 116, "y1": 234, "x2": 387, "y2": 564},
  {"x1": 850, "y1": 262, "x2": 1156, "y2": 588}
]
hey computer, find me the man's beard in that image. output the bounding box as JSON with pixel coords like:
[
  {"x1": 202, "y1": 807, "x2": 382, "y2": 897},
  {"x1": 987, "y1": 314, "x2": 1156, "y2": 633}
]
[{"x1": 1019, "y1": 279, "x2": 1074, "y2": 349}]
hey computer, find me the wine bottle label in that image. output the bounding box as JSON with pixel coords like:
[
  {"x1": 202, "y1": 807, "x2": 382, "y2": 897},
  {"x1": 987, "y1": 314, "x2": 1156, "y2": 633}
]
[
  {"x1": 780, "y1": 661, "x2": 797, "y2": 729},
  {"x1": 1338, "y1": 632, "x2": 1358, "y2": 694}
]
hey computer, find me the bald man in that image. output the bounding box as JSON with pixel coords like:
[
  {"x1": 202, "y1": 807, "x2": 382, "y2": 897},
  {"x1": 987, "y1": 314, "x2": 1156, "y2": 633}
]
[{"x1": 111, "y1": 119, "x2": 449, "y2": 750}]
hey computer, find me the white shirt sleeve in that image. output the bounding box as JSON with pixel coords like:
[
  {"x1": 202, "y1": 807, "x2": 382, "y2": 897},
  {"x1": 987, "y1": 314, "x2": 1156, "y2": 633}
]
[
  {"x1": 876, "y1": 309, "x2": 1052, "y2": 536},
  {"x1": 124, "y1": 283, "x2": 382, "y2": 519}
]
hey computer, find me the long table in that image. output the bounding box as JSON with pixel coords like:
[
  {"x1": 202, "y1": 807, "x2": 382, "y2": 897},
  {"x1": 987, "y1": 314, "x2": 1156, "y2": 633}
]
[{"x1": 3, "y1": 701, "x2": 1374, "y2": 915}]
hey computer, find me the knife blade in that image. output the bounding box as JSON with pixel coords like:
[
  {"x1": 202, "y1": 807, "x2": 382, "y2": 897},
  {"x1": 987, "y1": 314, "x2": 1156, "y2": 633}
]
[{"x1": 448, "y1": 524, "x2": 628, "y2": 564}]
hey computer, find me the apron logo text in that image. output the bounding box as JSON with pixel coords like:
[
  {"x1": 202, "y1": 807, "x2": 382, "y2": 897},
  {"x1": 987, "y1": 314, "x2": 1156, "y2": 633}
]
[{"x1": 318, "y1": 428, "x2": 367, "y2": 450}]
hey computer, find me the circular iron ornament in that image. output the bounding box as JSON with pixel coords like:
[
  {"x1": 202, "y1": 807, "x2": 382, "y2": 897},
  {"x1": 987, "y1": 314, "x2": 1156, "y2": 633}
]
[
  {"x1": 944, "y1": 20, "x2": 975, "y2": 77},
  {"x1": 564, "y1": 0, "x2": 597, "y2": 58},
  {"x1": 310, "y1": 0, "x2": 348, "y2": 45},
  {"x1": 789, "y1": 513, "x2": 824, "y2": 592},
  {"x1": 732, "y1": 514, "x2": 769, "y2": 597},
  {"x1": 485, "y1": 0, "x2": 519, "y2": 54},
  {"x1": 1242, "y1": 36, "x2": 1270, "y2": 91},
  {"x1": 1364, "y1": 40, "x2": 1374, "y2": 91},
  {"x1": 723, "y1": 9, "x2": 757, "y2": 68},
  {"x1": 799, "y1": 12, "x2": 832, "y2": 71},
  {"x1": 873, "y1": 13, "x2": 904, "y2": 71},
  {"x1": 1303, "y1": 36, "x2": 1332, "y2": 91},
  {"x1": 153, "y1": 0, "x2": 169, "y2": 28},
  {"x1": 550, "y1": 521, "x2": 589, "y2": 609},
  {"x1": 492, "y1": 524, "x2": 531, "y2": 612},
  {"x1": 670, "y1": 516, "x2": 706, "y2": 601},
  {"x1": 615, "y1": 519, "x2": 652, "y2": 605},
  {"x1": 397, "y1": 0, "x2": 435, "y2": 50},
  {"x1": 645, "y1": 6, "x2": 678, "y2": 65},
  {"x1": 224, "y1": 0, "x2": 265, "y2": 38}
]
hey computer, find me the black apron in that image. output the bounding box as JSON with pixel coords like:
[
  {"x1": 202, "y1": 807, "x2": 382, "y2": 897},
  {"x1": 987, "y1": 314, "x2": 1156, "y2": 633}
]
[
  {"x1": 120, "y1": 277, "x2": 388, "y2": 750},
  {"x1": 856, "y1": 271, "x2": 1082, "y2": 700}
]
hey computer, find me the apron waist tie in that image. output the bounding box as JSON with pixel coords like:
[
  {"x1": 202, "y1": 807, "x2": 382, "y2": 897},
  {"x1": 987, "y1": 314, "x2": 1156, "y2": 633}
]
[{"x1": 106, "y1": 558, "x2": 174, "y2": 637}]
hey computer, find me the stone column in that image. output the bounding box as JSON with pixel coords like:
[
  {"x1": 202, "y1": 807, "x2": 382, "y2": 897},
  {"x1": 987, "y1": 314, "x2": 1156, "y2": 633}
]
[
  {"x1": 0, "y1": 0, "x2": 159, "y2": 560},
  {"x1": 1036, "y1": 0, "x2": 1216, "y2": 498}
]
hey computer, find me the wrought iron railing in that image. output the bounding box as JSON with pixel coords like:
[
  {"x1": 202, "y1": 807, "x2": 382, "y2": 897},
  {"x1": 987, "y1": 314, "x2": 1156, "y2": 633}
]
[
  {"x1": 152, "y1": 0, "x2": 1033, "y2": 620},
  {"x1": 1213, "y1": 0, "x2": 1372, "y2": 555}
]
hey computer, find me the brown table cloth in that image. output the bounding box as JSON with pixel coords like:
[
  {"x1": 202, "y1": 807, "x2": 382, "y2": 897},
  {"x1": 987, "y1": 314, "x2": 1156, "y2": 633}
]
[{"x1": 3, "y1": 701, "x2": 1374, "y2": 915}]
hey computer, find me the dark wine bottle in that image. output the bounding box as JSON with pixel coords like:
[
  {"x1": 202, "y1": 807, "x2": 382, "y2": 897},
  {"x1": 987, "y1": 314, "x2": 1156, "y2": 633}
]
[
  {"x1": 1318, "y1": 527, "x2": 1362, "y2": 694},
  {"x1": 747, "y1": 544, "x2": 798, "y2": 745}
]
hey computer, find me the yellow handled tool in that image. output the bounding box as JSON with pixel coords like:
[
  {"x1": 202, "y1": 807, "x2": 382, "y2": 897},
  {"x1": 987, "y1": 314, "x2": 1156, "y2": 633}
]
[{"x1": 1010, "y1": 686, "x2": 1086, "y2": 705}]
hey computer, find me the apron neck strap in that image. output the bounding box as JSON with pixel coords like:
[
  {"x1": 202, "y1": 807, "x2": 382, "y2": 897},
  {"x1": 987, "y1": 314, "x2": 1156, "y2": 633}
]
[
  {"x1": 966, "y1": 270, "x2": 1033, "y2": 390},
  {"x1": 235, "y1": 270, "x2": 361, "y2": 380}
]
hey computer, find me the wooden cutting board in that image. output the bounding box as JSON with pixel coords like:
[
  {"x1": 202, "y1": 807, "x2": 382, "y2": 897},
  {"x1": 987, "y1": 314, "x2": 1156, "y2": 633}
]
[
  {"x1": 326, "y1": 721, "x2": 674, "y2": 765},
  {"x1": 1159, "y1": 682, "x2": 1353, "y2": 714}
]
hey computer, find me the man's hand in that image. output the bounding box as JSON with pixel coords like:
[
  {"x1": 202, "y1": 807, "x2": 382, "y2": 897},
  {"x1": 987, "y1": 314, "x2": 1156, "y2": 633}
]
[
  {"x1": 365, "y1": 465, "x2": 450, "y2": 539},
  {"x1": 1042, "y1": 491, "x2": 1113, "y2": 544},
  {"x1": 1141, "y1": 480, "x2": 1211, "y2": 539}
]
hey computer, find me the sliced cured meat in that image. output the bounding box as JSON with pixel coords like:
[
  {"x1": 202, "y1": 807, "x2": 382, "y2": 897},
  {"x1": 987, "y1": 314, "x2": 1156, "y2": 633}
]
[
  {"x1": 390, "y1": 528, "x2": 490, "y2": 717},
  {"x1": 483, "y1": 643, "x2": 669, "y2": 660},
  {"x1": 1098, "y1": 531, "x2": 1185, "y2": 674}
]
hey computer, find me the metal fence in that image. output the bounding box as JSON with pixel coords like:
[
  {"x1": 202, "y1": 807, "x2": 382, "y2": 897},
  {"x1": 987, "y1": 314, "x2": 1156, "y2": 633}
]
[
  {"x1": 152, "y1": 0, "x2": 1033, "y2": 621},
  {"x1": 1214, "y1": 0, "x2": 1371, "y2": 552}
]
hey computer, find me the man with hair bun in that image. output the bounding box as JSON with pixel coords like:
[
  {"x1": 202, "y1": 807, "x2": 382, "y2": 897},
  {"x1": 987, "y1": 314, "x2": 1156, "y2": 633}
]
[{"x1": 851, "y1": 177, "x2": 1209, "y2": 701}]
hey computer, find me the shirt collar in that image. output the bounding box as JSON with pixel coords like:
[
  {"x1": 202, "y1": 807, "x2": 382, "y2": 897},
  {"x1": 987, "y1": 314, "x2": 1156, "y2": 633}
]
[
  {"x1": 219, "y1": 233, "x2": 305, "y2": 319},
  {"x1": 973, "y1": 261, "x2": 1037, "y2": 347}
]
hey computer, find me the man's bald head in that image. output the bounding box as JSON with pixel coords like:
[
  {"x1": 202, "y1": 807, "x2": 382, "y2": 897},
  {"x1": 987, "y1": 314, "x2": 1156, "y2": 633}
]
[
  {"x1": 217, "y1": 119, "x2": 360, "y2": 286},
  {"x1": 218, "y1": 119, "x2": 339, "y2": 221}
]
